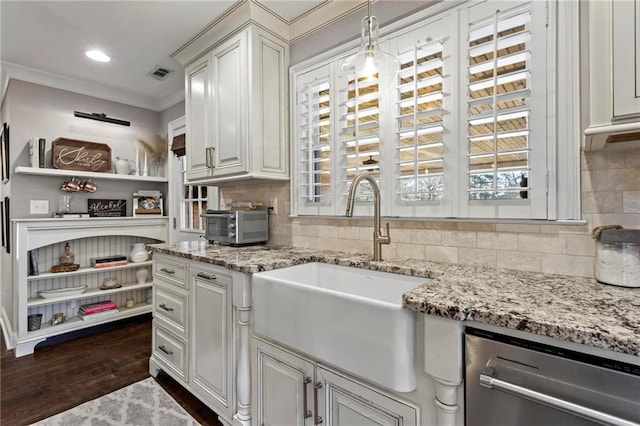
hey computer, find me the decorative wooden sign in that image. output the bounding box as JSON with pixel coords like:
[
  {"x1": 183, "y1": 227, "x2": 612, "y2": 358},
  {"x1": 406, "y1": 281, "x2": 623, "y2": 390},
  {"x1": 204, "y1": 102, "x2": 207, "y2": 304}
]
[
  {"x1": 52, "y1": 138, "x2": 112, "y2": 172},
  {"x1": 87, "y1": 199, "x2": 126, "y2": 217}
]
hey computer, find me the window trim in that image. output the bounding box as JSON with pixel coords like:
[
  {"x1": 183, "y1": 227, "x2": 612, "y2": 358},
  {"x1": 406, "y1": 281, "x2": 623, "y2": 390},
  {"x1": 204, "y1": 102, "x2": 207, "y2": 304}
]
[{"x1": 289, "y1": 0, "x2": 581, "y2": 221}]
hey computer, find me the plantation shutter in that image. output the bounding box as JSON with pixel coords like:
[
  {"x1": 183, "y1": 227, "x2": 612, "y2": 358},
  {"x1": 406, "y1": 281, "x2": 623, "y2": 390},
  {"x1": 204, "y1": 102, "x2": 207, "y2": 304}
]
[
  {"x1": 340, "y1": 64, "x2": 382, "y2": 205},
  {"x1": 387, "y1": 17, "x2": 454, "y2": 218},
  {"x1": 295, "y1": 64, "x2": 335, "y2": 215},
  {"x1": 464, "y1": 0, "x2": 547, "y2": 218}
]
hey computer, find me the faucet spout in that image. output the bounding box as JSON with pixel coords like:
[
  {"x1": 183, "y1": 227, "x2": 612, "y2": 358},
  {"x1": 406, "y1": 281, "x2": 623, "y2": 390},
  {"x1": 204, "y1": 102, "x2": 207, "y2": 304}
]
[{"x1": 345, "y1": 172, "x2": 390, "y2": 261}]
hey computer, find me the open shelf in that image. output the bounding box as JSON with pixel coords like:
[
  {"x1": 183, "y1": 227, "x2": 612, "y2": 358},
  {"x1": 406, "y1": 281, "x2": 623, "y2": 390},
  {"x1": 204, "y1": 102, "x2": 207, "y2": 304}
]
[
  {"x1": 14, "y1": 166, "x2": 168, "y2": 182},
  {"x1": 27, "y1": 282, "x2": 152, "y2": 307},
  {"x1": 28, "y1": 260, "x2": 152, "y2": 281},
  {"x1": 26, "y1": 303, "x2": 152, "y2": 338}
]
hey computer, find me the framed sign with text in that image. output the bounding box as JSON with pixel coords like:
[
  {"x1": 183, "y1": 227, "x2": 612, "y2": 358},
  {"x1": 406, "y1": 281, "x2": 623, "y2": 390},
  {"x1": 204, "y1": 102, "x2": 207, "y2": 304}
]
[
  {"x1": 52, "y1": 138, "x2": 112, "y2": 172},
  {"x1": 87, "y1": 199, "x2": 126, "y2": 217}
]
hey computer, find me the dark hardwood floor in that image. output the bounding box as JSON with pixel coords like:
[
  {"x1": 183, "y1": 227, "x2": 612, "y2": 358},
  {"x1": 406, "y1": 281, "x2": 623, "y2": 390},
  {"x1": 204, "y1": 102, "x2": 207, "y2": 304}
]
[{"x1": 1, "y1": 315, "x2": 222, "y2": 425}]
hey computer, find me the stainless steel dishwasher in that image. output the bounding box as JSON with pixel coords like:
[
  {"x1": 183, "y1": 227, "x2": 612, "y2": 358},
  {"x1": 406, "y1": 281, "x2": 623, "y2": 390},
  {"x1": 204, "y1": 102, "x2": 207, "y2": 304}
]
[{"x1": 465, "y1": 327, "x2": 640, "y2": 426}]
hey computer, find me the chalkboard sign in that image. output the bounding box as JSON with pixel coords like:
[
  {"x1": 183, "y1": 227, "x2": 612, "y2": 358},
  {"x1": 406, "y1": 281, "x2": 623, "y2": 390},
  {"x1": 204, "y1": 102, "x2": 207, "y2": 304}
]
[
  {"x1": 52, "y1": 138, "x2": 112, "y2": 172},
  {"x1": 87, "y1": 199, "x2": 126, "y2": 217}
]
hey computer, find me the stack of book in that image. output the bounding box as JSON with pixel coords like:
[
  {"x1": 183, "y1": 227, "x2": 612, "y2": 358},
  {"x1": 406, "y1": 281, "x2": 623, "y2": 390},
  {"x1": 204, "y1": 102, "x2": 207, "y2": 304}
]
[
  {"x1": 78, "y1": 300, "x2": 119, "y2": 321},
  {"x1": 90, "y1": 255, "x2": 128, "y2": 269}
]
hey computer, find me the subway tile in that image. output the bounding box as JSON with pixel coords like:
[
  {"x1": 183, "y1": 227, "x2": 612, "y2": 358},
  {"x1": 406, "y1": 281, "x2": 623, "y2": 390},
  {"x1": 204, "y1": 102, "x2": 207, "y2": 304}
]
[
  {"x1": 517, "y1": 233, "x2": 566, "y2": 254},
  {"x1": 541, "y1": 254, "x2": 594, "y2": 278},
  {"x1": 476, "y1": 232, "x2": 518, "y2": 250},
  {"x1": 624, "y1": 149, "x2": 640, "y2": 168},
  {"x1": 424, "y1": 245, "x2": 459, "y2": 263},
  {"x1": 581, "y1": 191, "x2": 623, "y2": 214},
  {"x1": 581, "y1": 150, "x2": 626, "y2": 171},
  {"x1": 411, "y1": 229, "x2": 442, "y2": 245},
  {"x1": 587, "y1": 169, "x2": 640, "y2": 191},
  {"x1": 581, "y1": 171, "x2": 593, "y2": 192},
  {"x1": 496, "y1": 250, "x2": 542, "y2": 273},
  {"x1": 456, "y1": 222, "x2": 496, "y2": 232},
  {"x1": 442, "y1": 231, "x2": 477, "y2": 247},
  {"x1": 396, "y1": 243, "x2": 426, "y2": 260},
  {"x1": 459, "y1": 248, "x2": 497, "y2": 268},
  {"x1": 539, "y1": 224, "x2": 589, "y2": 234},
  {"x1": 588, "y1": 214, "x2": 640, "y2": 229},
  {"x1": 495, "y1": 223, "x2": 541, "y2": 233},
  {"x1": 566, "y1": 234, "x2": 596, "y2": 257},
  {"x1": 337, "y1": 226, "x2": 360, "y2": 240},
  {"x1": 389, "y1": 228, "x2": 413, "y2": 243},
  {"x1": 623, "y1": 191, "x2": 640, "y2": 213}
]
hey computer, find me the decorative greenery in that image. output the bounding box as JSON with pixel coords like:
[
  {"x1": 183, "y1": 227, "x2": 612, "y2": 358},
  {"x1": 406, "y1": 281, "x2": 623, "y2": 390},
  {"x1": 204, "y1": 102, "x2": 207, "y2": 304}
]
[{"x1": 137, "y1": 135, "x2": 167, "y2": 163}]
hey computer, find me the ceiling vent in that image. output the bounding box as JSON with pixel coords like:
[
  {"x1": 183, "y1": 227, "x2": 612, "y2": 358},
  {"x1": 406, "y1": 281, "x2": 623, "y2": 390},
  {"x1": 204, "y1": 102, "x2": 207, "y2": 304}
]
[{"x1": 148, "y1": 66, "x2": 175, "y2": 81}]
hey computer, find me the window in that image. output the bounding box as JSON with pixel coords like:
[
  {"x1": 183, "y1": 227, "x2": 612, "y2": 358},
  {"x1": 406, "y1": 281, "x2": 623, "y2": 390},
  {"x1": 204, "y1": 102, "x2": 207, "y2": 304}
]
[
  {"x1": 179, "y1": 157, "x2": 209, "y2": 232},
  {"x1": 290, "y1": 0, "x2": 580, "y2": 220}
]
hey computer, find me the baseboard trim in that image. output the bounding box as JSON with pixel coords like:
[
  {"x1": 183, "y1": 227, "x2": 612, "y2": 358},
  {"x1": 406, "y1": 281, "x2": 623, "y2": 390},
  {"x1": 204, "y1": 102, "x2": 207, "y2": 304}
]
[{"x1": 1, "y1": 305, "x2": 16, "y2": 350}]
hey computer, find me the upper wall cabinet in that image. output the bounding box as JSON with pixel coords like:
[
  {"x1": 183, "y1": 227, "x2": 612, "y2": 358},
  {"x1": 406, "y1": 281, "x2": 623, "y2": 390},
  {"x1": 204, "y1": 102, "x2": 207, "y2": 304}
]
[
  {"x1": 584, "y1": 0, "x2": 640, "y2": 150},
  {"x1": 178, "y1": 24, "x2": 289, "y2": 184}
]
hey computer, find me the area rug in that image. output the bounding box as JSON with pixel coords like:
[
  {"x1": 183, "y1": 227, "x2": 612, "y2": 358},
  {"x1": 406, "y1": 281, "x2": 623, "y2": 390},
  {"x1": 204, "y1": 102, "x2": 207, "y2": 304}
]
[{"x1": 31, "y1": 377, "x2": 200, "y2": 426}]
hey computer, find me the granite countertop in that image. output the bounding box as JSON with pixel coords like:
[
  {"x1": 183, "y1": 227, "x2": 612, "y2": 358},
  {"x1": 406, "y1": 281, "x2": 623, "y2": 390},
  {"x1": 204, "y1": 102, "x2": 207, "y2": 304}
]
[{"x1": 148, "y1": 241, "x2": 640, "y2": 357}]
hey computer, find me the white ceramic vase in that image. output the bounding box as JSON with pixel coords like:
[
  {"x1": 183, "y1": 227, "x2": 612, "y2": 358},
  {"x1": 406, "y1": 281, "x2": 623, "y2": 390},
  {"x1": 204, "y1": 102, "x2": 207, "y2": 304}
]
[
  {"x1": 130, "y1": 243, "x2": 151, "y2": 263},
  {"x1": 135, "y1": 267, "x2": 149, "y2": 284}
]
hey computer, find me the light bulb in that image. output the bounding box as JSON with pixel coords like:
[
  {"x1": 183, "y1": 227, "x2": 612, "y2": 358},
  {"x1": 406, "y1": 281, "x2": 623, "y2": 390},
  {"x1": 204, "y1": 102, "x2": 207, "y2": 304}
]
[{"x1": 341, "y1": 15, "x2": 399, "y2": 94}]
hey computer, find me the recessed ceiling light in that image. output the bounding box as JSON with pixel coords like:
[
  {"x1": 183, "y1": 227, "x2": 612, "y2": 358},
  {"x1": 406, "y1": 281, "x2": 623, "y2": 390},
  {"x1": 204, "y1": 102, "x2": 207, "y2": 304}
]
[{"x1": 85, "y1": 50, "x2": 110, "y2": 63}]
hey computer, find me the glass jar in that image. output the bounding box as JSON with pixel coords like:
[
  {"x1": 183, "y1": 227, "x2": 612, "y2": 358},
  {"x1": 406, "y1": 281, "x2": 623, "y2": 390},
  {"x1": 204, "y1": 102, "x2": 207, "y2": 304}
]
[{"x1": 59, "y1": 242, "x2": 75, "y2": 266}]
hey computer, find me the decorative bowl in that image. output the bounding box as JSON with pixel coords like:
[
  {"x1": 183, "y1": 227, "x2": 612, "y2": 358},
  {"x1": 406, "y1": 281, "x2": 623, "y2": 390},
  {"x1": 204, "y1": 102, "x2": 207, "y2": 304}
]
[{"x1": 38, "y1": 285, "x2": 88, "y2": 299}]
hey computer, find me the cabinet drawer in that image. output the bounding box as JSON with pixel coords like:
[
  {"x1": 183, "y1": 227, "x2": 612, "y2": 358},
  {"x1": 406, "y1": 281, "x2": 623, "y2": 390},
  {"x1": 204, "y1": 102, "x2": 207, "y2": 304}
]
[
  {"x1": 153, "y1": 325, "x2": 187, "y2": 380},
  {"x1": 154, "y1": 286, "x2": 187, "y2": 335},
  {"x1": 153, "y1": 256, "x2": 187, "y2": 287}
]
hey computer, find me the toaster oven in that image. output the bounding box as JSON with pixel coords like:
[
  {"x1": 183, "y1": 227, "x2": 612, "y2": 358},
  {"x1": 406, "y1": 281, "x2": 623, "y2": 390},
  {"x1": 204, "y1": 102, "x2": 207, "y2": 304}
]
[{"x1": 202, "y1": 210, "x2": 268, "y2": 245}]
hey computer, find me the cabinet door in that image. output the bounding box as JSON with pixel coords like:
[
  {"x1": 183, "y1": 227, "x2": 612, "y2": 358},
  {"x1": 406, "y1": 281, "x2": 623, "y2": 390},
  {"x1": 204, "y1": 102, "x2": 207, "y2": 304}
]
[
  {"x1": 185, "y1": 55, "x2": 213, "y2": 181},
  {"x1": 211, "y1": 32, "x2": 248, "y2": 177},
  {"x1": 613, "y1": 0, "x2": 640, "y2": 118},
  {"x1": 252, "y1": 337, "x2": 316, "y2": 426},
  {"x1": 190, "y1": 266, "x2": 233, "y2": 417},
  {"x1": 318, "y1": 366, "x2": 418, "y2": 426}
]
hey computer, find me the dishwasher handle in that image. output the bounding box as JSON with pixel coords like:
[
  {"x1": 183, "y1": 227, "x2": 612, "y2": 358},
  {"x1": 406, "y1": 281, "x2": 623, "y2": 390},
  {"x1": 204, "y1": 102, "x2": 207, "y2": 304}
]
[{"x1": 480, "y1": 368, "x2": 640, "y2": 426}]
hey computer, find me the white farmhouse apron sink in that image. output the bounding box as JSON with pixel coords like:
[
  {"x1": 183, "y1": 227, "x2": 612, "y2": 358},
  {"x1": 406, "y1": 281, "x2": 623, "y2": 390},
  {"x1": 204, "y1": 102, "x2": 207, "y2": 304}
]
[{"x1": 252, "y1": 262, "x2": 427, "y2": 393}]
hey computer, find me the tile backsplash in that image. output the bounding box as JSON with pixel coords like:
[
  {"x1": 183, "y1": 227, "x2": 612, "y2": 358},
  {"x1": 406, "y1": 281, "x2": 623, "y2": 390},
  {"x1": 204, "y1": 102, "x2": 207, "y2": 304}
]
[{"x1": 220, "y1": 147, "x2": 640, "y2": 278}]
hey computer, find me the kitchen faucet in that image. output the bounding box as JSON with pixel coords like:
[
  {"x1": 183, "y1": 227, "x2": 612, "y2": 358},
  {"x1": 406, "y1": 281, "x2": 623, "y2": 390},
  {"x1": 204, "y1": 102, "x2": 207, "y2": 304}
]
[{"x1": 345, "y1": 172, "x2": 390, "y2": 261}]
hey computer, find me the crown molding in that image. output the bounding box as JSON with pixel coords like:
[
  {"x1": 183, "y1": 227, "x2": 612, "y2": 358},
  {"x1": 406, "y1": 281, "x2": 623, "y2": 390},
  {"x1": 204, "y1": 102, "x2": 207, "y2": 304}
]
[{"x1": 0, "y1": 61, "x2": 168, "y2": 112}]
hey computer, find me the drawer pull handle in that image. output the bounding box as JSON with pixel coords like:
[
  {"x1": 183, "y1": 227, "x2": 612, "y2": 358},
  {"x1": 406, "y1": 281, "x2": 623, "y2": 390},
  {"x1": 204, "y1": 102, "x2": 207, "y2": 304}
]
[
  {"x1": 314, "y1": 382, "x2": 323, "y2": 424},
  {"x1": 158, "y1": 345, "x2": 173, "y2": 355},
  {"x1": 160, "y1": 268, "x2": 175, "y2": 275},
  {"x1": 303, "y1": 377, "x2": 312, "y2": 419},
  {"x1": 159, "y1": 303, "x2": 174, "y2": 312},
  {"x1": 197, "y1": 272, "x2": 217, "y2": 281}
]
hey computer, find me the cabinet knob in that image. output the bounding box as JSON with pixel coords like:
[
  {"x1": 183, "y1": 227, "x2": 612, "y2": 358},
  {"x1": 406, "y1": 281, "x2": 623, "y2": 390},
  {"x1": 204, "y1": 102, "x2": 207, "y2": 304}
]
[{"x1": 160, "y1": 267, "x2": 175, "y2": 275}]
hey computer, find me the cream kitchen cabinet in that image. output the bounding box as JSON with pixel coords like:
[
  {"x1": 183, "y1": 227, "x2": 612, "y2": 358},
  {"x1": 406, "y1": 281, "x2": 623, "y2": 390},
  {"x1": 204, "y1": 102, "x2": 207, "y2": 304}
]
[
  {"x1": 181, "y1": 24, "x2": 289, "y2": 184},
  {"x1": 151, "y1": 254, "x2": 189, "y2": 384},
  {"x1": 184, "y1": 55, "x2": 211, "y2": 181},
  {"x1": 584, "y1": 0, "x2": 640, "y2": 150},
  {"x1": 149, "y1": 253, "x2": 253, "y2": 426},
  {"x1": 612, "y1": 0, "x2": 640, "y2": 118},
  {"x1": 189, "y1": 263, "x2": 234, "y2": 420},
  {"x1": 10, "y1": 218, "x2": 168, "y2": 357},
  {"x1": 252, "y1": 336, "x2": 419, "y2": 426}
]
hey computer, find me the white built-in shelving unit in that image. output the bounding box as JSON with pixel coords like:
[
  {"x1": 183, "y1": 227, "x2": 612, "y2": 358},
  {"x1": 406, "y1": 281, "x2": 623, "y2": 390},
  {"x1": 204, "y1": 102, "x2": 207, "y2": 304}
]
[{"x1": 10, "y1": 217, "x2": 169, "y2": 356}]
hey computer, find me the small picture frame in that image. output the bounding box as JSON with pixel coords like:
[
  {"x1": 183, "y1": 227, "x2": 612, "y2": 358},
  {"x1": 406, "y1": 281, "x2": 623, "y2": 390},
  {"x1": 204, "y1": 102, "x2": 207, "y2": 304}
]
[
  {"x1": 1, "y1": 123, "x2": 9, "y2": 184},
  {"x1": 133, "y1": 193, "x2": 163, "y2": 216}
]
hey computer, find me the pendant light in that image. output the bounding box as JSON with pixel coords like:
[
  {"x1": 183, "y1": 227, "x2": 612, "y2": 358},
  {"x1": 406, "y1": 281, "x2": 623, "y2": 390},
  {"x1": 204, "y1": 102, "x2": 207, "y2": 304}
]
[{"x1": 341, "y1": 0, "x2": 399, "y2": 94}]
